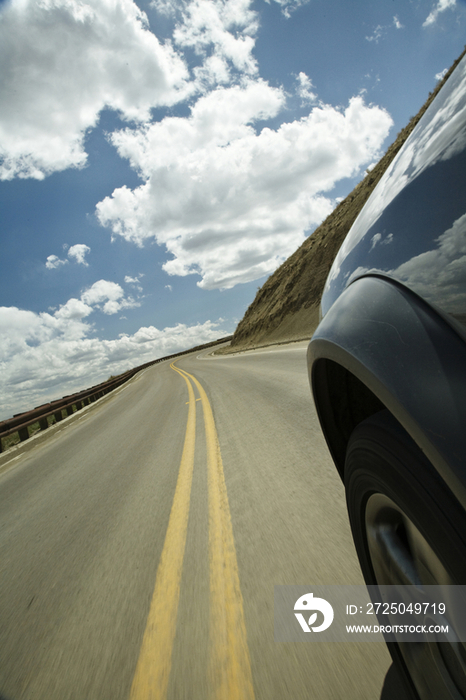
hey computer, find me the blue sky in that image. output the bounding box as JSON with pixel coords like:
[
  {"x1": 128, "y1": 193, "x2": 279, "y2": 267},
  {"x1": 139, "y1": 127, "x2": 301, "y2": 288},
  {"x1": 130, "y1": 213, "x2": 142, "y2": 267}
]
[{"x1": 1, "y1": 0, "x2": 465, "y2": 419}]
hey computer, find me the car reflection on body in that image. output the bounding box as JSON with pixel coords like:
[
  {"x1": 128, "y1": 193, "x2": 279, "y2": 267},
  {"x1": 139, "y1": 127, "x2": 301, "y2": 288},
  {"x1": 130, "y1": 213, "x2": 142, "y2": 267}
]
[{"x1": 308, "y1": 53, "x2": 466, "y2": 700}]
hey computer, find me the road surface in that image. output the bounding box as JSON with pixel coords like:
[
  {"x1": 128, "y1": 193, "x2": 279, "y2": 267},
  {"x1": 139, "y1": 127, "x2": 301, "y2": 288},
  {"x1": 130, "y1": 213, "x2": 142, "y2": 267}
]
[{"x1": 0, "y1": 341, "x2": 394, "y2": 700}]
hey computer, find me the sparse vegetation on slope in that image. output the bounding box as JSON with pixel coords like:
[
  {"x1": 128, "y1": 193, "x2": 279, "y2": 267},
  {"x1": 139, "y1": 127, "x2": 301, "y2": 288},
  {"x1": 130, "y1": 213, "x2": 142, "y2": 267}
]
[{"x1": 227, "y1": 48, "x2": 466, "y2": 351}]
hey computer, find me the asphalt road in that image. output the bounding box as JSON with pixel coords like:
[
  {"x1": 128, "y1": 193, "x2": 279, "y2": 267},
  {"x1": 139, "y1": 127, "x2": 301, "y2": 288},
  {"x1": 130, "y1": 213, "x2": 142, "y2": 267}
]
[{"x1": 0, "y1": 341, "x2": 395, "y2": 700}]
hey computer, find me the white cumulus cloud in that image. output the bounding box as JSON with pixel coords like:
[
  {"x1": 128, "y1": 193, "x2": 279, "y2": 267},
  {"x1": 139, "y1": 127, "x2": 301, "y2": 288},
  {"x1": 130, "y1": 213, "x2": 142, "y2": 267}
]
[
  {"x1": 46, "y1": 254, "x2": 68, "y2": 270},
  {"x1": 124, "y1": 274, "x2": 142, "y2": 284},
  {"x1": 173, "y1": 0, "x2": 259, "y2": 85},
  {"x1": 80, "y1": 279, "x2": 140, "y2": 314},
  {"x1": 41, "y1": 276, "x2": 143, "y2": 314},
  {"x1": 124, "y1": 273, "x2": 144, "y2": 293},
  {"x1": 0, "y1": 304, "x2": 228, "y2": 419},
  {"x1": 68, "y1": 244, "x2": 91, "y2": 266},
  {"x1": 96, "y1": 86, "x2": 393, "y2": 289},
  {"x1": 54, "y1": 298, "x2": 94, "y2": 321},
  {"x1": 0, "y1": 0, "x2": 190, "y2": 180},
  {"x1": 81, "y1": 280, "x2": 123, "y2": 306},
  {"x1": 267, "y1": 0, "x2": 311, "y2": 19},
  {"x1": 435, "y1": 68, "x2": 449, "y2": 81},
  {"x1": 46, "y1": 243, "x2": 91, "y2": 268},
  {"x1": 423, "y1": 0, "x2": 456, "y2": 27},
  {"x1": 296, "y1": 72, "x2": 317, "y2": 104}
]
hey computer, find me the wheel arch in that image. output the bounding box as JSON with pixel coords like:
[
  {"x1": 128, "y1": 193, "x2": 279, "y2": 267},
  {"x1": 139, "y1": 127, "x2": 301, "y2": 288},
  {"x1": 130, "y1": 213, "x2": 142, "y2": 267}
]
[{"x1": 307, "y1": 275, "x2": 466, "y2": 511}]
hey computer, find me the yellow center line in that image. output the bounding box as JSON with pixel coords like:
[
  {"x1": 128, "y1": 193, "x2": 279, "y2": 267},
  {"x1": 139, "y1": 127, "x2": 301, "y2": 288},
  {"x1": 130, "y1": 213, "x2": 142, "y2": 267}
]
[
  {"x1": 129, "y1": 363, "x2": 196, "y2": 700},
  {"x1": 173, "y1": 364, "x2": 255, "y2": 700}
]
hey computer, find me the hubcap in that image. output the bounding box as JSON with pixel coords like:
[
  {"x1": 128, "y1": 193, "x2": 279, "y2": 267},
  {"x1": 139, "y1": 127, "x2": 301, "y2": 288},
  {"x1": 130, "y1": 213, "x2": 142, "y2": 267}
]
[{"x1": 365, "y1": 493, "x2": 466, "y2": 699}]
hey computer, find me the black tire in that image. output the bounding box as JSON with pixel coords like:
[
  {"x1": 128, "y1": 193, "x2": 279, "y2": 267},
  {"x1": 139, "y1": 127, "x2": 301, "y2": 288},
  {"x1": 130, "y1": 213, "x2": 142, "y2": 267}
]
[{"x1": 345, "y1": 410, "x2": 466, "y2": 700}]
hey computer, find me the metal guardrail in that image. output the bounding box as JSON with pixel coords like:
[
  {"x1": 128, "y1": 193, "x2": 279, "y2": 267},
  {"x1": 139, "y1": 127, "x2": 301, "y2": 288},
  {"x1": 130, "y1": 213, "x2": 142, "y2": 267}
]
[{"x1": 0, "y1": 336, "x2": 232, "y2": 453}]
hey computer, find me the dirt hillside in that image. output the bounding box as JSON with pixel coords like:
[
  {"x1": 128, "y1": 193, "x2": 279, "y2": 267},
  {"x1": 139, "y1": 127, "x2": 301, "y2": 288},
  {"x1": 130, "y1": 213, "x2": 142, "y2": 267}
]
[{"x1": 225, "y1": 48, "x2": 466, "y2": 352}]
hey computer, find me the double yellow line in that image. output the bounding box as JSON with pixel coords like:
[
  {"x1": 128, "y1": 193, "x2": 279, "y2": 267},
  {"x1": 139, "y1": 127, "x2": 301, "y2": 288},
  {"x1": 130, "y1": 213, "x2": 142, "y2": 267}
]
[{"x1": 129, "y1": 362, "x2": 255, "y2": 700}]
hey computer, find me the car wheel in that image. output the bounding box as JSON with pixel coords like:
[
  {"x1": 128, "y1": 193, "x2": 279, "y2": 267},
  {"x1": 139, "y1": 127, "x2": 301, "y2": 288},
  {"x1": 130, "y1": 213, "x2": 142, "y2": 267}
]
[{"x1": 345, "y1": 410, "x2": 466, "y2": 700}]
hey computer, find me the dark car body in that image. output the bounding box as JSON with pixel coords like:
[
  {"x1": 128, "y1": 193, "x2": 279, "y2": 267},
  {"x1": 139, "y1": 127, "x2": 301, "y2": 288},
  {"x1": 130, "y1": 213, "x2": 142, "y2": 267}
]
[
  {"x1": 307, "y1": 54, "x2": 466, "y2": 699},
  {"x1": 308, "y1": 53, "x2": 466, "y2": 506}
]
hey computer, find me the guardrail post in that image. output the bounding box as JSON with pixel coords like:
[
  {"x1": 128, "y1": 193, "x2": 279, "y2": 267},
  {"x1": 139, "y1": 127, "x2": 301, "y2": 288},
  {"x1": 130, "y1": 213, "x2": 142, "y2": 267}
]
[
  {"x1": 18, "y1": 426, "x2": 29, "y2": 442},
  {"x1": 54, "y1": 410, "x2": 63, "y2": 423},
  {"x1": 39, "y1": 417, "x2": 48, "y2": 431}
]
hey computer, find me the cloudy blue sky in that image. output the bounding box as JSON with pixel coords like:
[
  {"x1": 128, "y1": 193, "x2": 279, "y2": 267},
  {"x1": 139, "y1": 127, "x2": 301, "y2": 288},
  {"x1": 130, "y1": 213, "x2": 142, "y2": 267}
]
[{"x1": 1, "y1": 0, "x2": 465, "y2": 419}]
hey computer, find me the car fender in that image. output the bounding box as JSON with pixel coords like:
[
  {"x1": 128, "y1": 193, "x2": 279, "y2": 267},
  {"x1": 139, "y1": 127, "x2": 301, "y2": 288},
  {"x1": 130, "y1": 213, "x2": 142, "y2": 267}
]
[{"x1": 308, "y1": 274, "x2": 466, "y2": 509}]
